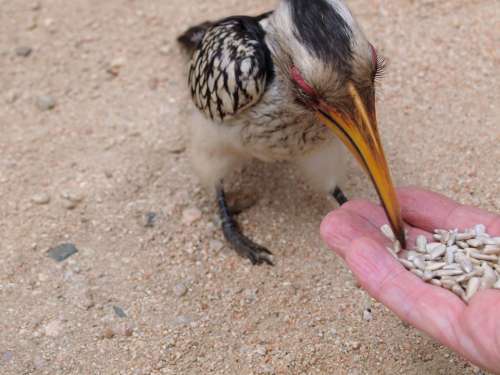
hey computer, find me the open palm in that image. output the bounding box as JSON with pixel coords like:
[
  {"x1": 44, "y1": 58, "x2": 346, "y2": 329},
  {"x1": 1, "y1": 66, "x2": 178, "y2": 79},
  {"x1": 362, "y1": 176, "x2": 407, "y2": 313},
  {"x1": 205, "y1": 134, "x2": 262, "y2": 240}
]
[{"x1": 321, "y1": 187, "x2": 500, "y2": 374}]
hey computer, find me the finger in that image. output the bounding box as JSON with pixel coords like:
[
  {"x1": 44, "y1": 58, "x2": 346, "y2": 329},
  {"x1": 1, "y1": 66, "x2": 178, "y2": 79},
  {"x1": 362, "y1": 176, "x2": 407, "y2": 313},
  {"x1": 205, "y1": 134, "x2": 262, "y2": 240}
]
[
  {"x1": 399, "y1": 187, "x2": 500, "y2": 235},
  {"x1": 320, "y1": 208, "x2": 387, "y2": 260},
  {"x1": 345, "y1": 236, "x2": 466, "y2": 349}
]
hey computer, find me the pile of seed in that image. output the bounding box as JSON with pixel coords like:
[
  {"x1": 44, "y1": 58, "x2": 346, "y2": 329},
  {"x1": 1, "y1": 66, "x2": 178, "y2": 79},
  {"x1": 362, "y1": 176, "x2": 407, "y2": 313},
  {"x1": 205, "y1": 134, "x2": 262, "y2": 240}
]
[{"x1": 381, "y1": 224, "x2": 500, "y2": 303}]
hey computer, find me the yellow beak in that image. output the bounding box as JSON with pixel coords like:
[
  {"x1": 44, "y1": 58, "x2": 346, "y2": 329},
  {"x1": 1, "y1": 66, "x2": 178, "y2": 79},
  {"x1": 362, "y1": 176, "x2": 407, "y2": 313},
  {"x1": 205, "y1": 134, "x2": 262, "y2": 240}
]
[{"x1": 316, "y1": 81, "x2": 406, "y2": 247}]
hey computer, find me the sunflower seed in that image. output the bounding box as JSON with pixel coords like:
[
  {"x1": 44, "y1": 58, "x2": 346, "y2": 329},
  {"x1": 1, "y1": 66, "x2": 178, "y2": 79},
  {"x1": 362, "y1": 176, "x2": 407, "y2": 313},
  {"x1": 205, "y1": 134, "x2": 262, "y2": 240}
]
[
  {"x1": 380, "y1": 224, "x2": 396, "y2": 241},
  {"x1": 425, "y1": 262, "x2": 446, "y2": 272},
  {"x1": 470, "y1": 251, "x2": 498, "y2": 262},
  {"x1": 430, "y1": 279, "x2": 442, "y2": 287},
  {"x1": 416, "y1": 235, "x2": 427, "y2": 253},
  {"x1": 382, "y1": 225, "x2": 499, "y2": 304},
  {"x1": 474, "y1": 224, "x2": 486, "y2": 236},
  {"x1": 429, "y1": 244, "x2": 446, "y2": 260},
  {"x1": 412, "y1": 256, "x2": 427, "y2": 270},
  {"x1": 483, "y1": 245, "x2": 500, "y2": 255},
  {"x1": 465, "y1": 277, "x2": 481, "y2": 301}
]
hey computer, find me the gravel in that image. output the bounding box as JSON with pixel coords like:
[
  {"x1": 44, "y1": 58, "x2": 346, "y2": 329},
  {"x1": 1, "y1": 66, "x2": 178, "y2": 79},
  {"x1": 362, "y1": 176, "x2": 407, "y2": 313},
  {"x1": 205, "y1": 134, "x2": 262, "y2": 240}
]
[
  {"x1": 182, "y1": 207, "x2": 202, "y2": 225},
  {"x1": 47, "y1": 243, "x2": 78, "y2": 262},
  {"x1": 15, "y1": 46, "x2": 33, "y2": 57},
  {"x1": 31, "y1": 192, "x2": 50, "y2": 205},
  {"x1": 35, "y1": 95, "x2": 56, "y2": 111},
  {"x1": 173, "y1": 282, "x2": 188, "y2": 297}
]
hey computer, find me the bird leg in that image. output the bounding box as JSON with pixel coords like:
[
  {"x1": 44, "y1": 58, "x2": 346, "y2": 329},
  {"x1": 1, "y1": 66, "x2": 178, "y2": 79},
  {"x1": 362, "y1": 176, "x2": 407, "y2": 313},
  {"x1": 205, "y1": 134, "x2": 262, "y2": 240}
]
[
  {"x1": 216, "y1": 186, "x2": 273, "y2": 265},
  {"x1": 331, "y1": 186, "x2": 348, "y2": 206}
]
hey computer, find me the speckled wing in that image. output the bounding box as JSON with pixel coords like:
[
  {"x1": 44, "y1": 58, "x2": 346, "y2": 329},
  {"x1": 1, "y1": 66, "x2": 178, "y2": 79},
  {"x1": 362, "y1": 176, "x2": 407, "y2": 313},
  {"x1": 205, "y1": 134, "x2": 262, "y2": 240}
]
[{"x1": 188, "y1": 15, "x2": 274, "y2": 122}]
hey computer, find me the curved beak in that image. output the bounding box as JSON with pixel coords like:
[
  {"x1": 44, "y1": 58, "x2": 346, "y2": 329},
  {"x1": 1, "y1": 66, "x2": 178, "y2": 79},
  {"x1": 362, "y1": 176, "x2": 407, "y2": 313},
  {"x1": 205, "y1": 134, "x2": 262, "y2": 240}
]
[{"x1": 315, "y1": 82, "x2": 406, "y2": 247}]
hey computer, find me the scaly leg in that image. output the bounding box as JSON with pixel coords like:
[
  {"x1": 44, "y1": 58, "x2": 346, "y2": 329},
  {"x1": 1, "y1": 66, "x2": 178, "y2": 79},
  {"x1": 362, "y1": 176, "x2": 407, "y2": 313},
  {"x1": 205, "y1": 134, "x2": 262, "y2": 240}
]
[
  {"x1": 331, "y1": 186, "x2": 348, "y2": 206},
  {"x1": 216, "y1": 186, "x2": 273, "y2": 265}
]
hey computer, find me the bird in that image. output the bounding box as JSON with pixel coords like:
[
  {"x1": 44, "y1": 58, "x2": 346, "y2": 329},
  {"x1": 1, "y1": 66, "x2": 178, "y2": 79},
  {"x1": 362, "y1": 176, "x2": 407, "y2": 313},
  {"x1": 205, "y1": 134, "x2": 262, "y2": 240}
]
[{"x1": 177, "y1": 0, "x2": 406, "y2": 265}]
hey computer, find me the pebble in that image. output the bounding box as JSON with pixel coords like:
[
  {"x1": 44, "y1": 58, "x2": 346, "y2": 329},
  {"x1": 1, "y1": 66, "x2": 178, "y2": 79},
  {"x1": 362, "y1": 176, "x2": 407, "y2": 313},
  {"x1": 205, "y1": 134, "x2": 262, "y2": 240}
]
[
  {"x1": 47, "y1": 243, "x2": 78, "y2": 262},
  {"x1": 143, "y1": 212, "x2": 157, "y2": 228},
  {"x1": 107, "y1": 57, "x2": 126, "y2": 76},
  {"x1": 362, "y1": 308, "x2": 373, "y2": 322},
  {"x1": 254, "y1": 345, "x2": 267, "y2": 357},
  {"x1": 36, "y1": 95, "x2": 56, "y2": 111},
  {"x1": 61, "y1": 190, "x2": 85, "y2": 209},
  {"x1": 15, "y1": 46, "x2": 33, "y2": 57},
  {"x1": 350, "y1": 341, "x2": 361, "y2": 350},
  {"x1": 102, "y1": 326, "x2": 115, "y2": 339},
  {"x1": 173, "y1": 282, "x2": 188, "y2": 297},
  {"x1": 209, "y1": 239, "x2": 224, "y2": 252},
  {"x1": 44, "y1": 319, "x2": 63, "y2": 337},
  {"x1": 31, "y1": 192, "x2": 50, "y2": 205},
  {"x1": 113, "y1": 305, "x2": 127, "y2": 318},
  {"x1": 182, "y1": 207, "x2": 202, "y2": 225}
]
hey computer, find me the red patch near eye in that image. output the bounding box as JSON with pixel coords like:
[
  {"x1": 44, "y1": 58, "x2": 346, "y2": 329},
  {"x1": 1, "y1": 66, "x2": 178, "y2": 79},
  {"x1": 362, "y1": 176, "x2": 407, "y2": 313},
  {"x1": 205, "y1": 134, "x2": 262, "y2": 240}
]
[{"x1": 290, "y1": 66, "x2": 316, "y2": 97}]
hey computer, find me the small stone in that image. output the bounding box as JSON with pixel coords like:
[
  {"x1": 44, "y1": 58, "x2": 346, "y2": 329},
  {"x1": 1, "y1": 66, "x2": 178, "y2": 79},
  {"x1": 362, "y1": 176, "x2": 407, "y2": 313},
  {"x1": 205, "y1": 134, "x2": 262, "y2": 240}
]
[
  {"x1": 61, "y1": 190, "x2": 85, "y2": 209},
  {"x1": 36, "y1": 95, "x2": 56, "y2": 111},
  {"x1": 47, "y1": 243, "x2": 78, "y2": 262},
  {"x1": 115, "y1": 323, "x2": 133, "y2": 337},
  {"x1": 107, "y1": 57, "x2": 126, "y2": 76},
  {"x1": 182, "y1": 207, "x2": 202, "y2": 225},
  {"x1": 254, "y1": 345, "x2": 267, "y2": 357},
  {"x1": 44, "y1": 319, "x2": 63, "y2": 337},
  {"x1": 362, "y1": 308, "x2": 373, "y2": 322},
  {"x1": 173, "y1": 282, "x2": 188, "y2": 297},
  {"x1": 102, "y1": 327, "x2": 115, "y2": 339},
  {"x1": 31, "y1": 192, "x2": 50, "y2": 205},
  {"x1": 113, "y1": 305, "x2": 127, "y2": 318},
  {"x1": 15, "y1": 46, "x2": 33, "y2": 57},
  {"x1": 351, "y1": 341, "x2": 361, "y2": 350},
  {"x1": 209, "y1": 239, "x2": 224, "y2": 252},
  {"x1": 143, "y1": 212, "x2": 157, "y2": 228}
]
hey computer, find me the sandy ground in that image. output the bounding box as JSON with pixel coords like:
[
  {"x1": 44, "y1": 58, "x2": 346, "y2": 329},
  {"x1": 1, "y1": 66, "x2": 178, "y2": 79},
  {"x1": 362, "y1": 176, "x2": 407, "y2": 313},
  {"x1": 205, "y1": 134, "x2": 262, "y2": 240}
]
[{"x1": 1, "y1": 0, "x2": 499, "y2": 374}]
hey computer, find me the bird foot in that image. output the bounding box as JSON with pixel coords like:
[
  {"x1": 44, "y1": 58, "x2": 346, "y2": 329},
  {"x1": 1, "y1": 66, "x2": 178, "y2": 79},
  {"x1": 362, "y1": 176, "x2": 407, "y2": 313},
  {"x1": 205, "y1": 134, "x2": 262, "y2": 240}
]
[{"x1": 217, "y1": 186, "x2": 273, "y2": 266}]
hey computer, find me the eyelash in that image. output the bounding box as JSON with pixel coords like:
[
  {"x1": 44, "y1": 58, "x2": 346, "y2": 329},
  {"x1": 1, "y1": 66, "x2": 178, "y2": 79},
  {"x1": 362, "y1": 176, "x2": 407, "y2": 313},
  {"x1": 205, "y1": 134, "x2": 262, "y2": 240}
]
[{"x1": 374, "y1": 55, "x2": 387, "y2": 82}]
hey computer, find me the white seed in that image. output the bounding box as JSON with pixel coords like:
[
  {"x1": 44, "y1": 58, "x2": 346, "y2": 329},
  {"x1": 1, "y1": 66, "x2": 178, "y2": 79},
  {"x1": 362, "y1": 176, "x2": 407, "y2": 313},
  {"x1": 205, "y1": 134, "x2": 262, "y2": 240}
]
[
  {"x1": 480, "y1": 263, "x2": 497, "y2": 289},
  {"x1": 465, "y1": 277, "x2": 481, "y2": 301},
  {"x1": 406, "y1": 251, "x2": 419, "y2": 261},
  {"x1": 412, "y1": 256, "x2": 427, "y2": 270},
  {"x1": 447, "y1": 232, "x2": 456, "y2": 246},
  {"x1": 425, "y1": 262, "x2": 446, "y2": 272},
  {"x1": 441, "y1": 278, "x2": 457, "y2": 289},
  {"x1": 494, "y1": 279, "x2": 500, "y2": 289},
  {"x1": 474, "y1": 224, "x2": 486, "y2": 236},
  {"x1": 416, "y1": 235, "x2": 427, "y2": 253},
  {"x1": 492, "y1": 237, "x2": 500, "y2": 246},
  {"x1": 443, "y1": 264, "x2": 462, "y2": 271},
  {"x1": 430, "y1": 279, "x2": 442, "y2": 287},
  {"x1": 467, "y1": 238, "x2": 483, "y2": 248},
  {"x1": 422, "y1": 270, "x2": 434, "y2": 281},
  {"x1": 483, "y1": 238, "x2": 499, "y2": 246},
  {"x1": 381, "y1": 224, "x2": 395, "y2": 241},
  {"x1": 441, "y1": 231, "x2": 451, "y2": 244},
  {"x1": 433, "y1": 234, "x2": 442, "y2": 242},
  {"x1": 446, "y1": 247, "x2": 456, "y2": 265},
  {"x1": 435, "y1": 269, "x2": 463, "y2": 277},
  {"x1": 456, "y1": 270, "x2": 481, "y2": 284},
  {"x1": 470, "y1": 251, "x2": 498, "y2": 262},
  {"x1": 451, "y1": 284, "x2": 466, "y2": 300},
  {"x1": 386, "y1": 247, "x2": 399, "y2": 259},
  {"x1": 456, "y1": 253, "x2": 474, "y2": 273},
  {"x1": 399, "y1": 259, "x2": 415, "y2": 270},
  {"x1": 429, "y1": 244, "x2": 446, "y2": 260},
  {"x1": 426, "y1": 242, "x2": 444, "y2": 253},
  {"x1": 393, "y1": 240, "x2": 402, "y2": 254},
  {"x1": 456, "y1": 232, "x2": 475, "y2": 241},
  {"x1": 483, "y1": 245, "x2": 500, "y2": 255},
  {"x1": 456, "y1": 240, "x2": 469, "y2": 249},
  {"x1": 411, "y1": 269, "x2": 424, "y2": 278}
]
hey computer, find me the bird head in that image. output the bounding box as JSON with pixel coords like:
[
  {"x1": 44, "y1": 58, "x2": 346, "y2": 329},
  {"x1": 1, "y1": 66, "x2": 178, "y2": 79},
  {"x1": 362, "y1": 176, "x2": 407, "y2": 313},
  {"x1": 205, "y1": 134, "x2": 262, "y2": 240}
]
[{"x1": 269, "y1": 0, "x2": 406, "y2": 246}]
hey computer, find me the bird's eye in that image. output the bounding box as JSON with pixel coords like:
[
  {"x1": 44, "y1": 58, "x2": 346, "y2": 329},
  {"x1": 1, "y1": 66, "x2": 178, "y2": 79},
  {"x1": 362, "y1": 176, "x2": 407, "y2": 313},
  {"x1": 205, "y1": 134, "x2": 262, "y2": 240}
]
[
  {"x1": 290, "y1": 66, "x2": 317, "y2": 97},
  {"x1": 369, "y1": 43, "x2": 386, "y2": 82}
]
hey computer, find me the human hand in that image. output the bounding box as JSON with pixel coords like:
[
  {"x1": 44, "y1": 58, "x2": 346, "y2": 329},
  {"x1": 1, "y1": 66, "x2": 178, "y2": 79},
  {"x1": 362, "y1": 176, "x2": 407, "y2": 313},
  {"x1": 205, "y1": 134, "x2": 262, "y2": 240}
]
[{"x1": 320, "y1": 187, "x2": 500, "y2": 373}]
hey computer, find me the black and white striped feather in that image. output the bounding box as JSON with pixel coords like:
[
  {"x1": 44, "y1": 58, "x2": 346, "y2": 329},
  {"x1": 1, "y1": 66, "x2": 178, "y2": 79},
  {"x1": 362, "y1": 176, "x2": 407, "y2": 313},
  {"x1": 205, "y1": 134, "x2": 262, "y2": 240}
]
[{"x1": 186, "y1": 15, "x2": 274, "y2": 122}]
